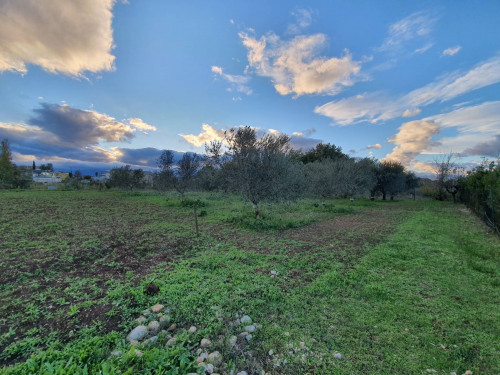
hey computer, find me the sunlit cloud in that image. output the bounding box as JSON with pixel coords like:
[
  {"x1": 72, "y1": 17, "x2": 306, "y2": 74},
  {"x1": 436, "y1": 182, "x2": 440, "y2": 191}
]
[
  {"x1": 0, "y1": 0, "x2": 116, "y2": 77},
  {"x1": 239, "y1": 31, "x2": 361, "y2": 96},
  {"x1": 384, "y1": 120, "x2": 440, "y2": 166},
  {"x1": 0, "y1": 103, "x2": 158, "y2": 165},
  {"x1": 402, "y1": 108, "x2": 421, "y2": 117},
  {"x1": 126, "y1": 118, "x2": 157, "y2": 133},
  {"x1": 211, "y1": 65, "x2": 252, "y2": 95},
  {"x1": 179, "y1": 124, "x2": 322, "y2": 151},
  {"x1": 315, "y1": 55, "x2": 500, "y2": 124},
  {"x1": 179, "y1": 124, "x2": 226, "y2": 147},
  {"x1": 366, "y1": 144, "x2": 381, "y2": 149},
  {"x1": 442, "y1": 46, "x2": 462, "y2": 56}
]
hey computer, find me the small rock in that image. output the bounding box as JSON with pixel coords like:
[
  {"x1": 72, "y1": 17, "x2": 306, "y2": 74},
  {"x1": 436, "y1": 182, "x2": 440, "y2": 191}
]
[
  {"x1": 205, "y1": 363, "x2": 214, "y2": 374},
  {"x1": 188, "y1": 326, "x2": 197, "y2": 333},
  {"x1": 245, "y1": 325, "x2": 256, "y2": 333},
  {"x1": 196, "y1": 352, "x2": 208, "y2": 363},
  {"x1": 110, "y1": 350, "x2": 122, "y2": 357},
  {"x1": 151, "y1": 304, "x2": 164, "y2": 313},
  {"x1": 284, "y1": 332, "x2": 290, "y2": 337},
  {"x1": 464, "y1": 371, "x2": 473, "y2": 375},
  {"x1": 159, "y1": 315, "x2": 170, "y2": 328},
  {"x1": 228, "y1": 336, "x2": 237, "y2": 347},
  {"x1": 134, "y1": 349, "x2": 143, "y2": 357},
  {"x1": 245, "y1": 334, "x2": 252, "y2": 341},
  {"x1": 200, "y1": 338, "x2": 212, "y2": 347},
  {"x1": 142, "y1": 309, "x2": 151, "y2": 316},
  {"x1": 271, "y1": 270, "x2": 277, "y2": 275},
  {"x1": 168, "y1": 323, "x2": 177, "y2": 332},
  {"x1": 268, "y1": 349, "x2": 274, "y2": 356},
  {"x1": 166, "y1": 337, "x2": 177, "y2": 346},
  {"x1": 207, "y1": 351, "x2": 222, "y2": 366},
  {"x1": 334, "y1": 352, "x2": 342, "y2": 360},
  {"x1": 300, "y1": 342, "x2": 306, "y2": 349},
  {"x1": 129, "y1": 339, "x2": 140, "y2": 347},
  {"x1": 239, "y1": 331, "x2": 249, "y2": 338},
  {"x1": 236, "y1": 372, "x2": 248, "y2": 375},
  {"x1": 240, "y1": 315, "x2": 252, "y2": 324},
  {"x1": 127, "y1": 325, "x2": 148, "y2": 341},
  {"x1": 145, "y1": 335, "x2": 158, "y2": 345},
  {"x1": 136, "y1": 316, "x2": 147, "y2": 324},
  {"x1": 148, "y1": 320, "x2": 160, "y2": 334}
]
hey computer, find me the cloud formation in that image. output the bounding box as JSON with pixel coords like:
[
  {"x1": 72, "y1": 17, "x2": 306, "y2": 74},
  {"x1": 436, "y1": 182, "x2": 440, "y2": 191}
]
[
  {"x1": 180, "y1": 124, "x2": 322, "y2": 151},
  {"x1": 287, "y1": 9, "x2": 313, "y2": 35},
  {"x1": 384, "y1": 120, "x2": 440, "y2": 166},
  {"x1": 239, "y1": 31, "x2": 361, "y2": 96},
  {"x1": 211, "y1": 66, "x2": 252, "y2": 95},
  {"x1": 366, "y1": 144, "x2": 382, "y2": 149},
  {"x1": 315, "y1": 55, "x2": 500, "y2": 124},
  {"x1": 0, "y1": 103, "x2": 158, "y2": 165},
  {"x1": 402, "y1": 108, "x2": 421, "y2": 117},
  {"x1": 464, "y1": 135, "x2": 500, "y2": 157},
  {"x1": 0, "y1": 0, "x2": 116, "y2": 76},
  {"x1": 442, "y1": 46, "x2": 462, "y2": 56},
  {"x1": 377, "y1": 11, "x2": 437, "y2": 53}
]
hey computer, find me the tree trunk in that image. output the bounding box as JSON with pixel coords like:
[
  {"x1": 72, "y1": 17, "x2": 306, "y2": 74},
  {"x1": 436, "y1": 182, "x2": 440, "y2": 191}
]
[
  {"x1": 382, "y1": 192, "x2": 386, "y2": 200},
  {"x1": 194, "y1": 206, "x2": 199, "y2": 236},
  {"x1": 253, "y1": 202, "x2": 260, "y2": 220}
]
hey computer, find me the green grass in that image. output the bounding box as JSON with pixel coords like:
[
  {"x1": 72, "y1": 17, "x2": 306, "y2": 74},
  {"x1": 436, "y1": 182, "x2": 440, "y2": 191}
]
[{"x1": 0, "y1": 190, "x2": 498, "y2": 374}]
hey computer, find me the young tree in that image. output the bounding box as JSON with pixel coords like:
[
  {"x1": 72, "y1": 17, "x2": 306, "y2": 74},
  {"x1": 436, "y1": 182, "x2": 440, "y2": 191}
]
[
  {"x1": 375, "y1": 161, "x2": 406, "y2": 200},
  {"x1": 0, "y1": 139, "x2": 15, "y2": 189},
  {"x1": 209, "y1": 126, "x2": 304, "y2": 219},
  {"x1": 173, "y1": 153, "x2": 201, "y2": 201},
  {"x1": 405, "y1": 171, "x2": 419, "y2": 200},
  {"x1": 109, "y1": 165, "x2": 144, "y2": 191},
  {"x1": 154, "y1": 150, "x2": 175, "y2": 193},
  {"x1": 434, "y1": 154, "x2": 464, "y2": 202}
]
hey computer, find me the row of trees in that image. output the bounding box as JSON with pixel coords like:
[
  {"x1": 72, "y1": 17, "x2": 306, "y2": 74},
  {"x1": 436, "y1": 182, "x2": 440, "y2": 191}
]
[{"x1": 137, "y1": 127, "x2": 417, "y2": 219}]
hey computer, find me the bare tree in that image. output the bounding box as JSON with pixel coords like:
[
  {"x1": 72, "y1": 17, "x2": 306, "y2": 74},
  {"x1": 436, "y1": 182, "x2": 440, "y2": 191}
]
[
  {"x1": 434, "y1": 154, "x2": 464, "y2": 202},
  {"x1": 174, "y1": 153, "x2": 202, "y2": 201}
]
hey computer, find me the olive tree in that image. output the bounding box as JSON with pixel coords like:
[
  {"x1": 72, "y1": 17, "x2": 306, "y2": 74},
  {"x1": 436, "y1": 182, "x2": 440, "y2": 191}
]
[
  {"x1": 109, "y1": 165, "x2": 144, "y2": 191},
  {"x1": 207, "y1": 126, "x2": 305, "y2": 219}
]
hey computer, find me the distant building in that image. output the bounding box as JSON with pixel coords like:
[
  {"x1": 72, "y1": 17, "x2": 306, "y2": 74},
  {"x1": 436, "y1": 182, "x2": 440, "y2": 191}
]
[{"x1": 32, "y1": 171, "x2": 62, "y2": 184}]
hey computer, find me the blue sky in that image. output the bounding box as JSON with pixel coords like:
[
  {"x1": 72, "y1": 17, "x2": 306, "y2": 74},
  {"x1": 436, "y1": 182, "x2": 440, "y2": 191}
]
[{"x1": 1, "y1": 0, "x2": 499, "y2": 173}]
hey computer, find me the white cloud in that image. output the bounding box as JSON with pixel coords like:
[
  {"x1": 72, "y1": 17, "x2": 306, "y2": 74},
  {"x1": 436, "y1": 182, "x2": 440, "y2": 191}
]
[
  {"x1": 366, "y1": 144, "x2": 382, "y2": 149},
  {"x1": 426, "y1": 101, "x2": 500, "y2": 134},
  {"x1": 410, "y1": 161, "x2": 435, "y2": 174},
  {"x1": 126, "y1": 118, "x2": 157, "y2": 133},
  {"x1": 384, "y1": 120, "x2": 440, "y2": 166},
  {"x1": 239, "y1": 31, "x2": 361, "y2": 96},
  {"x1": 287, "y1": 9, "x2": 313, "y2": 35},
  {"x1": 0, "y1": 0, "x2": 116, "y2": 77},
  {"x1": 377, "y1": 11, "x2": 437, "y2": 53},
  {"x1": 385, "y1": 101, "x2": 500, "y2": 164},
  {"x1": 211, "y1": 65, "x2": 252, "y2": 95},
  {"x1": 402, "y1": 108, "x2": 421, "y2": 117},
  {"x1": 442, "y1": 46, "x2": 461, "y2": 56},
  {"x1": 179, "y1": 124, "x2": 226, "y2": 147},
  {"x1": 315, "y1": 55, "x2": 500, "y2": 125},
  {"x1": 414, "y1": 43, "x2": 433, "y2": 54}
]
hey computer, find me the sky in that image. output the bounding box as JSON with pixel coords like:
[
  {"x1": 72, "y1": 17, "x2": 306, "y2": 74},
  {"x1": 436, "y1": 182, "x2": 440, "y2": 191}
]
[{"x1": 1, "y1": 0, "x2": 500, "y2": 174}]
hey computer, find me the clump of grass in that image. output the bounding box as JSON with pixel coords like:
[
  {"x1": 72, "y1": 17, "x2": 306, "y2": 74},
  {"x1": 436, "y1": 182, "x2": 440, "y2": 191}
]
[{"x1": 227, "y1": 211, "x2": 314, "y2": 231}]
